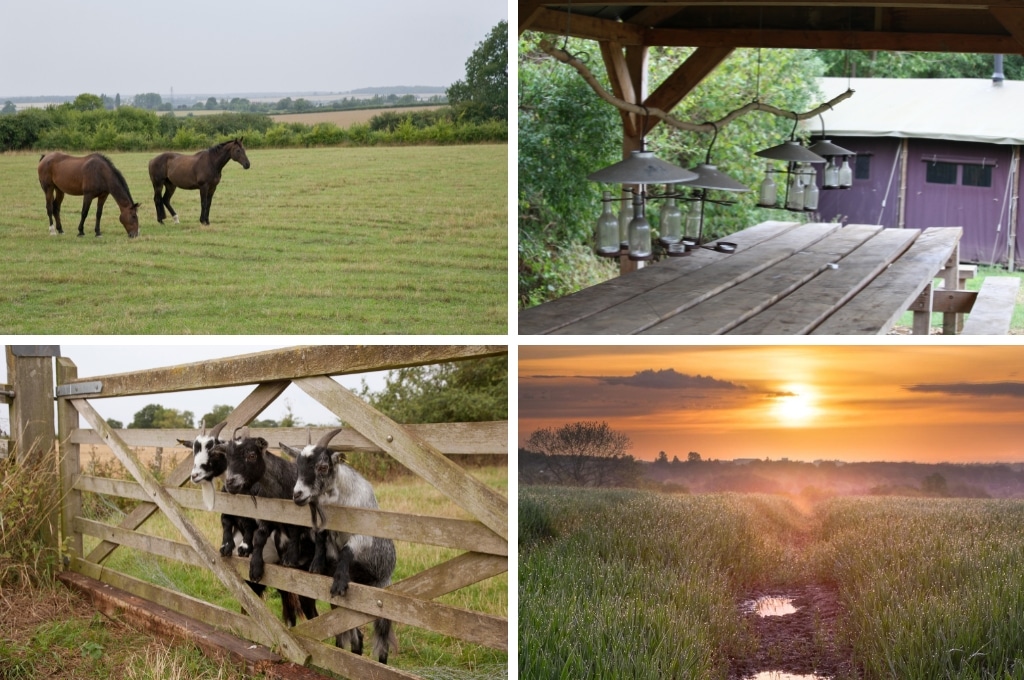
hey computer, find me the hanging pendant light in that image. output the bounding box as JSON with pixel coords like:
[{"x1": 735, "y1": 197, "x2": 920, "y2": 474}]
[
  {"x1": 587, "y1": 149, "x2": 698, "y2": 185},
  {"x1": 755, "y1": 115, "x2": 826, "y2": 164}
]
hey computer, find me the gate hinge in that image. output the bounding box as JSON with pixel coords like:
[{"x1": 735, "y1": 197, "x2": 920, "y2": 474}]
[{"x1": 55, "y1": 381, "x2": 103, "y2": 397}]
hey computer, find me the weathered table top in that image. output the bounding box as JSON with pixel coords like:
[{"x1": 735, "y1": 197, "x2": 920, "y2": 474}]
[{"x1": 519, "y1": 221, "x2": 964, "y2": 335}]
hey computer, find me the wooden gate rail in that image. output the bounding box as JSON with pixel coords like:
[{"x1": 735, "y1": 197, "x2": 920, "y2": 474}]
[{"x1": 52, "y1": 346, "x2": 508, "y2": 680}]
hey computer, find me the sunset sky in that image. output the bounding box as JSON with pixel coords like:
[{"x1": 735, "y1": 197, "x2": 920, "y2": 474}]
[{"x1": 519, "y1": 345, "x2": 1024, "y2": 464}]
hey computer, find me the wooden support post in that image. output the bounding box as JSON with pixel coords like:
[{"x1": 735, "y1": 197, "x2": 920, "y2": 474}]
[
  {"x1": 941, "y1": 240, "x2": 961, "y2": 335},
  {"x1": 912, "y1": 282, "x2": 934, "y2": 335},
  {"x1": 70, "y1": 397, "x2": 311, "y2": 666},
  {"x1": 56, "y1": 357, "x2": 83, "y2": 561},
  {"x1": 6, "y1": 345, "x2": 60, "y2": 550}
]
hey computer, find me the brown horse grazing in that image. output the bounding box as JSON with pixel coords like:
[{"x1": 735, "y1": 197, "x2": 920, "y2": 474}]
[
  {"x1": 149, "y1": 138, "x2": 250, "y2": 226},
  {"x1": 37, "y1": 152, "x2": 141, "y2": 238}
]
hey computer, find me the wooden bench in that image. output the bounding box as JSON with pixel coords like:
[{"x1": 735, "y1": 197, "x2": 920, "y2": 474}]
[{"x1": 961, "y1": 276, "x2": 1021, "y2": 335}]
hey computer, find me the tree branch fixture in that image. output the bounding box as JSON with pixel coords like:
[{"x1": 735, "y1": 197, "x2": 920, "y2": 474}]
[{"x1": 538, "y1": 39, "x2": 855, "y2": 135}]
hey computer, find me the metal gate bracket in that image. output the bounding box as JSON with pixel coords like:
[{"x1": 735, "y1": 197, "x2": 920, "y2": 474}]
[
  {"x1": 11, "y1": 346, "x2": 61, "y2": 357},
  {"x1": 56, "y1": 381, "x2": 103, "y2": 397}
]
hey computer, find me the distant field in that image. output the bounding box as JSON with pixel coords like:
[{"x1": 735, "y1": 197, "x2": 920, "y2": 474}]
[
  {"x1": 271, "y1": 106, "x2": 445, "y2": 127},
  {"x1": 0, "y1": 145, "x2": 507, "y2": 334}
]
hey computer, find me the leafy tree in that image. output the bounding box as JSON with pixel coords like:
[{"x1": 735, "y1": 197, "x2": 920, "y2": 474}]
[
  {"x1": 525, "y1": 420, "x2": 637, "y2": 487},
  {"x1": 106, "y1": 418, "x2": 123, "y2": 430},
  {"x1": 199, "y1": 404, "x2": 233, "y2": 429},
  {"x1": 128, "y1": 404, "x2": 195, "y2": 429},
  {"x1": 1, "y1": 101, "x2": 16, "y2": 115},
  {"x1": 114, "y1": 93, "x2": 121, "y2": 109},
  {"x1": 922, "y1": 472, "x2": 949, "y2": 497},
  {"x1": 655, "y1": 450, "x2": 669, "y2": 464},
  {"x1": 447, "y1": 20, "x2": 507, "y2": 122},
  {"x1": 359, "y1": 357, "x2": 507, "y2": 424},
  {"x1": 205, "y1": 97, "x2": 219, "y2": 111},
  {"x1": 71, "y1": 93, "x2": 104, "y2": 111},
  {"x1": 817, "y1": 50, "x2": 1024, "y2": 80},
  {"x1": 134, "y1": 93, "x2": 163, "y2": 110},
  {"x1": 688, "y1": 451, "x2": 702, "y2": 463}
]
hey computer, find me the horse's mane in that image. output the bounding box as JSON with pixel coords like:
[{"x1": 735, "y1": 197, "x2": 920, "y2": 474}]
[{"x1": 96, "y1": 154, "x2": 135, "y2": 203}]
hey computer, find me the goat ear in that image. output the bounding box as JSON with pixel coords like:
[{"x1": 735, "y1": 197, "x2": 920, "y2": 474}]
[
  {"x1": 331, "y1": 450, "x2": 347, "y2": 466},
  {"x1": 255, "y1": 437, "x2": 268, "y2": 451},
  {"x1": 176, "y1": 439, "x2": 194, "y2": 448},
  {"x1": 279, "y1": 443, "x2": 301, "y2": 458}
]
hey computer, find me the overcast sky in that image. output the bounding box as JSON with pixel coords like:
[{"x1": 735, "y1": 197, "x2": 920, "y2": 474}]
[
  {"x1": 0, "y1": 343, "x2": 391, "y2": 433},
  {"x1": 0, "y1": 0, "x2": 507, "y2": 97}
]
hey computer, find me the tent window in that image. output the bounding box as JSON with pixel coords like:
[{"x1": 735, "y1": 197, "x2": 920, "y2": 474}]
[
  {"x1": 925, "y1": 161, "x2": 957, "y2": 185},
  {"x1": 962, "y1": 164, "x2": 992, "y2": 188},
  {"x1": 854, "y1": 155, "x2": 870, "y2": 180}
]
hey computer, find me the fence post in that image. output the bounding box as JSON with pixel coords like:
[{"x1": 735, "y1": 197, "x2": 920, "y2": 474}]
[
  {"x1": 56, "y1": 356, "x2": 83, "y2": 561},
  {"x1": 5, "y1": 345, "x2": 60, "y2": 551}
]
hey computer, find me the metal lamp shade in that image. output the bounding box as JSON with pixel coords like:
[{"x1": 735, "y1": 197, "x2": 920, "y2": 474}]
[
  {"x1": 686, "y1": 164, "x2": 750, "y2": 192},
  {"x1": 588, "y1": 150, "x2": 698, "y2": 185},
  {"x1": 755, "y1": 140, "x2": 827, "y2": 163},
  {"x1": 808, "y1": 139, "x2": 855, "y2": 157}
]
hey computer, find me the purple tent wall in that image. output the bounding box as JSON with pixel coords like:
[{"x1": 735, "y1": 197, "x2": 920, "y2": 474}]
[
  {"x1": 904, "y1": 139, "x2": 1015, "y2": 266},
  {"x1": 814, "y1": 137, "x2": 901, "y2": 228}
]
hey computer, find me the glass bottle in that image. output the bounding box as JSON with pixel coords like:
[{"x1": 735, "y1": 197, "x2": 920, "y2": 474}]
[
  {"x1": 824, "y1": 157, "x2": 840, "y2": 188},
  {"x1": 684, "y1": 195, "x2": 702, "y2": 241},
  {"x1": 786, "y1": 164, "x2": 804, "y2": 211},
  {"x1": 658, "y1": 184, "x2": 683, "y2": 245},
  {"x1": 617, "y1": 188, "x2": 633, "y2": 246},
  {"x1": 627, "y1": 192, "x2": 652, "y2": 261},
  {"x1": 758, "y1": 165, "x2": 777, "y2": 207},
  {"x1": 838, "y1": 157, "x2": 853, "y2": 188},
  {"x1": 803, "y1": 165, "x2": 819, "y2": 211},
  {"x1": 595, "y1": 191, "x2": 621, "y2": 256}
]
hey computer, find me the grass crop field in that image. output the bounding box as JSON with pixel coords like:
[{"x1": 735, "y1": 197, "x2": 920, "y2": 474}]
[
  {"x1": 0, "y1": 145, "x2": 507, "y2": 334},
  {"x1": 72, "y1": 463, "x2": 508, "y2": 679},
  {"x1": 520, "y1": 487, "x2": 1024, "y2": 679}
]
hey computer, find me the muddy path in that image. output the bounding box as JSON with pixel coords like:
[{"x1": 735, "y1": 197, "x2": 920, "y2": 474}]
[{"x1": 727, "y1": 507, "x2": 860, "y2": 680}]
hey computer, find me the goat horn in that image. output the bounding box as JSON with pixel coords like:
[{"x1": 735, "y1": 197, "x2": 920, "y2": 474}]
[
  {"x1": 209, "y1": 421, "x2": 228, "y2": 440},
  {"x1": 315, "y1": 427, "x2": 344, "y2": 449}
]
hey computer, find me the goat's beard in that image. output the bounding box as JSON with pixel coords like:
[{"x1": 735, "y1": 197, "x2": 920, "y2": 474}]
[{"x1": 310, "y1": 501, "x2": 327, "y2": 531}]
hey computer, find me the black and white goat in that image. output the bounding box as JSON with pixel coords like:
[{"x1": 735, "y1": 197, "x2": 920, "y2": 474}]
[
  {"x1": 220, "y1": 431, "x2": 318, "y2": 622},
  {"x1": 180, "y1": 423, "x2": 314, "y2": 627},
  {"x1": 177, "y1": 421, "x2": 257, "y2": 558},
  {"x1": 285, "y1": 428, "x2": 398, "y2": 665}
]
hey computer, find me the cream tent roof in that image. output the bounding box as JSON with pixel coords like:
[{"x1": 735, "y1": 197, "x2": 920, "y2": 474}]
[{"x1": 810, "y1": 76, "x2": 1024, "y2": 146}]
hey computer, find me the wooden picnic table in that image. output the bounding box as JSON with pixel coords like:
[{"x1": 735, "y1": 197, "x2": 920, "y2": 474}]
[{"x1": 519, "y1": 221, "x2": 968, "y2": 335}]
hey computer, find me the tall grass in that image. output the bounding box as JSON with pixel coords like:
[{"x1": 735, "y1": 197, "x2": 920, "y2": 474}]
[
  {"x1": 0, "y1": 145, "x2": 507, "y2": 334},
  {"x1": 0, "y1": 455, "x2": 62, "y2": 587},
  {"x1": 812, "y1": 497, "x2": 1024, "y2": 679},
  {"x1": 521, "y1": 488, "x2": 1024, "y2": 679},
  {"x1": 519, "y1": 488, "x2": 801, "y2": 678}
]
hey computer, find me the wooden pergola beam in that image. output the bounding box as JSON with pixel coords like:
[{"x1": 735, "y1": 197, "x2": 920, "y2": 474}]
[{"x1": 524, "y1": 6, "x2": 1024, "y2": 53}]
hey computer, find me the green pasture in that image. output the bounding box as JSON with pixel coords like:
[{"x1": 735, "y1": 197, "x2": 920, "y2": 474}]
[
  {"x1": 520, "y1": 487, "x2": 1024, "y2": 679},
  {"x1": 0, "y1": 145, "x2": 507, "y2": 334},
  {"x1": 894, "y1": 265, "x2": 1024, "y2": 333}
]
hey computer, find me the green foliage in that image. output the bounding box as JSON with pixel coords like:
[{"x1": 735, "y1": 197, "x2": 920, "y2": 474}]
[
  {"x1": 447, "y1": 21, "x2": 508, "y2": 122},
  {"x1": 818, "y1": 50, "x2": 1024, "y2": 80},
  {"x1": 71, "y1": 94, "x2": 105, "y2": 112},
  {"x1": 359, "y1": 356, "x2": 508, "y2": 424},
  {"x1": 198, "y1": 405, "x2": 232, "y2": 429},
  {"x1": 128, "y1": 404, "x2": 195, "y2": 429},
  {"x1": 518, "y1": 34, "x2": 622, "y2": 306}
]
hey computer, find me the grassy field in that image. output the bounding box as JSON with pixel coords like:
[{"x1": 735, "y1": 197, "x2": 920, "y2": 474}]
[
  {"x1": 0, "y1": 145, "x2": 507, "y2": 334},
  {"x1": 520, "y1": 487, "x2": 1024, "y2": 679},
  {"x1": 76, "y1": 463, "x2": 508, "y2": 679}
]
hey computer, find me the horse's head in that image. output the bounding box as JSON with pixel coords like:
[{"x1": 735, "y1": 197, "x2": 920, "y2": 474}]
[
  {"x1": 119, "y1": 201, "x2": 141, "y2": 238},
  {"x1": 230, "y1": 138, "x2": 250, "y2": 170}
]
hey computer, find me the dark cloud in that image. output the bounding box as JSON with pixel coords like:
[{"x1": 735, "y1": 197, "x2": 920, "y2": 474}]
[
  {"x1": 904, "y1": 382, "x2": 1024, "y2": 398},
  {"x1": 597, "y1": 368, "x2": 746, "y2": 391}
]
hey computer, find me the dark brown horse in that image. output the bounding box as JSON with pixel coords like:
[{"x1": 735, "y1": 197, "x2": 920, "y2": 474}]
[
  {"x1": 149, "y1": 138, "x2": 250, "y2": 226},
  {"x1": 37, "y1": 153, "x2": 141, "y2": 238}
]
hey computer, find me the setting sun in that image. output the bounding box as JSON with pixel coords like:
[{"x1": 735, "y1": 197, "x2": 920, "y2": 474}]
[{"x1": 771, "y1": 384, "x2": 819, "y2": 427}]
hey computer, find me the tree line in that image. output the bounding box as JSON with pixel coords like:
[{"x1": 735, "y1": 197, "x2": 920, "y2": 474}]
[{"x1": 0, "y1": 21, "x2": 507, "y2": 153}]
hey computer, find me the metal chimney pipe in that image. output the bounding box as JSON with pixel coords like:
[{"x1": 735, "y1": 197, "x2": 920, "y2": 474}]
[{"x1": 994, "y1": 54, "x2": 1005, "y2": 84}]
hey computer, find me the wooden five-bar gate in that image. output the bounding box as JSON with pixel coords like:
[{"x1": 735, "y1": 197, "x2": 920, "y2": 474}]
[{"x1": 3, "y1": 345, "x2": 508, "y2": 679}]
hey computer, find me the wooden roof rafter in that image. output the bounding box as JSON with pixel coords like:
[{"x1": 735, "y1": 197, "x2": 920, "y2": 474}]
[{"x1": 520, "y1": 1, "x2": 1024, "y2": 54}]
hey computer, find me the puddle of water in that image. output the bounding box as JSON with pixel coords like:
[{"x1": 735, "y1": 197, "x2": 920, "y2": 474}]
[
  {"x1": 742, "y1": 595, "x2": 798, "y2": 617},
  {"x1": 744, "y1": 672, "x2": 830, "y2": 680}
]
